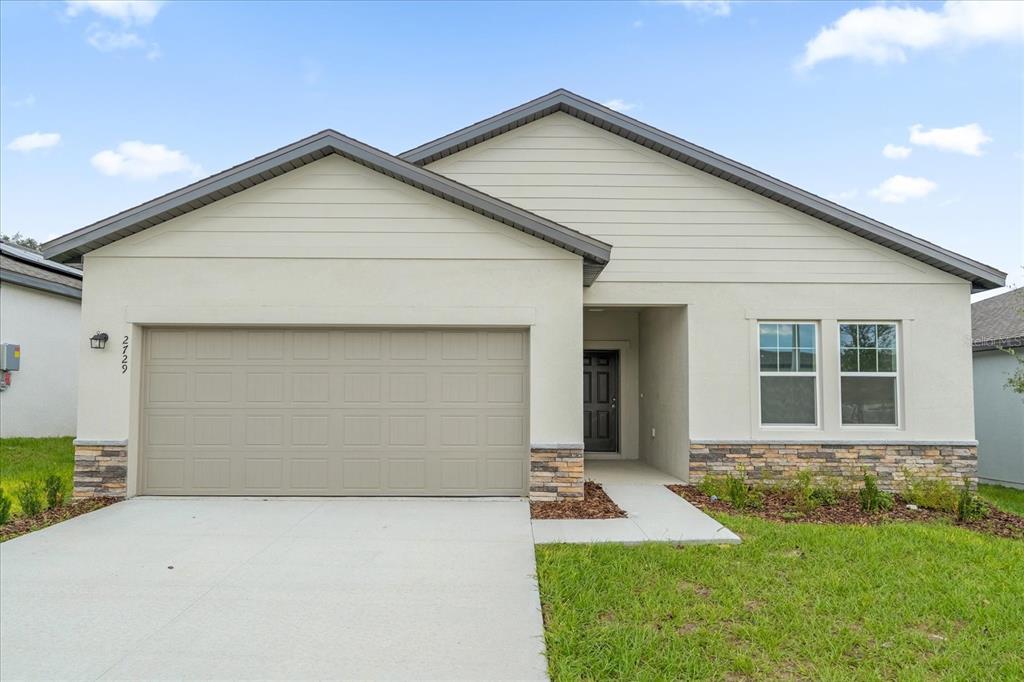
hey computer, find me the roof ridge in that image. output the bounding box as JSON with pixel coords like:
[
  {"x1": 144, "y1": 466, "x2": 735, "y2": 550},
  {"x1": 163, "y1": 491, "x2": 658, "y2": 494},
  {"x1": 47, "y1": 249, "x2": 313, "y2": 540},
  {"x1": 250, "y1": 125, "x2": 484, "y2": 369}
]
[{"x1": 400, "y1": 88, "x2": 1005, "y2": 291}]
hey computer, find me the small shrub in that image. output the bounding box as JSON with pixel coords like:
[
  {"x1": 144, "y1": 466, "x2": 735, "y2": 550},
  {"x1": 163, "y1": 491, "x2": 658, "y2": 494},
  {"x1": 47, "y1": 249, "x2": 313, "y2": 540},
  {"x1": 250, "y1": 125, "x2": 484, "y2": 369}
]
[
  {"x1": 15, "y1": 480, "x2": 44, "y2": 517},
  {"x1": 0, "y1": 487, "x2": 12, "y2": 524},
  {"x1": 792, "y1": 471, "x2": 820, "y2": 514},
  {"x1": 44, "y1": 474, "x2": 66, "y2": 509},
  {"x1": 810, "y1": 481, "x2": 840, "y2": 507},
  {"x1": 956, "y1": 488, "x2": 988, "y2": 522},
  {"x1": 903, "y1": 471, "x2": 958, "y2": 513},
  {"x1": 859, "y1": 474, "x2": 893, "y2": 513},
  {"x1": 723, "y1": 474, "x2": 763, "y2": 510},
  {"x1": 698, "y1": 475, "x2": 727, "y2": 498}
]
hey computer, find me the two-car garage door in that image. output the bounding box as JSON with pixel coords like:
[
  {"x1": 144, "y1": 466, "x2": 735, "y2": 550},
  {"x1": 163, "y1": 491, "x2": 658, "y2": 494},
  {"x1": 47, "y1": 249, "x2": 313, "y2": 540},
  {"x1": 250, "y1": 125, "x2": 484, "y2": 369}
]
[{"x1": 140, "y1": 328, "x2": 529, "y2": 496}]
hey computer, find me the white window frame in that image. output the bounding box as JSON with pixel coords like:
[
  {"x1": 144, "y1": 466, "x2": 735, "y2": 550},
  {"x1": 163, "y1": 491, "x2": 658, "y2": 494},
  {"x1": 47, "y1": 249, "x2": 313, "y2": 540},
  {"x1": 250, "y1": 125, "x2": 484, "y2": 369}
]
[
  {"x1": 838, "y1": 321, "x2": 901, "y2": 429},
  {"x1": 757, "y1": 321, "x2": 820, "y2": 429}
]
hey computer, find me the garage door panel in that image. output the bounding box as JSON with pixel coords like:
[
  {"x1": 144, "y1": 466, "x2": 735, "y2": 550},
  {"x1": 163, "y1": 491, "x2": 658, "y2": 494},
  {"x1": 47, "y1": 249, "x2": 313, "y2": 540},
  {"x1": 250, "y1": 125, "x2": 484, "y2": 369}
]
[{"x1": 141, "y1": 328, "x2": 528, "y2": 496}]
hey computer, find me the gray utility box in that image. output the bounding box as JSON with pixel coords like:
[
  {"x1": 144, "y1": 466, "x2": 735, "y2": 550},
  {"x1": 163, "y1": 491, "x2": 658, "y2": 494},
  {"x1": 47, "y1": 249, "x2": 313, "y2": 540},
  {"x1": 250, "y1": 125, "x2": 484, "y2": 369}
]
[{"x1": 0, "y1": 343, "x2": 21, "y2": 371}]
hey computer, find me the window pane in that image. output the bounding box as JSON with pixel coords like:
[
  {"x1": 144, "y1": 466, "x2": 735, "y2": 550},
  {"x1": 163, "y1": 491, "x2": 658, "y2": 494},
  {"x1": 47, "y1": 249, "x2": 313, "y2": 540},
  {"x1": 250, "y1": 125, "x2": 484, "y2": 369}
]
[
  {"x1": 778, "y1": 349, "x2": 796, "y2": 372},
  {"x1": 797, "y1": 324, "x2": 816, "y2": 350},
  {"x1": 841, "y1": 376, "x2": 897, "y2": 425},
  {"x1": 878, "y1": 349, "x2": 896, "y2": 372},
  {"x1": 877, "y1": 324, "x2": 897, "y2": 349},
  {"x1": 839, "y1": 324, "x2": 857, "y2": 349},
  {"x1": 798, "y1": 350, "x2": 815, "y2": 372},
  {"x1": 840, "y1": 349, "x2": 858, "y2": 371},
  {"x1": 759, "y1": 324, "x2": 778, "y2": 350},
  {"x1": 858, "y1": 324, "x2": 877, "y2": 348},
  {"x1": 858, "y1": 349, "x2": 877, "y2": 372},
  {"x1": 777, "y1": 324, "x2": 794, "y2": 349},
  {"x1": 761, "y1": 376, "x2": 816, "y2": 425},
  {"x1": 759, "y1": 349, "x2": 777, "y2": 372}
]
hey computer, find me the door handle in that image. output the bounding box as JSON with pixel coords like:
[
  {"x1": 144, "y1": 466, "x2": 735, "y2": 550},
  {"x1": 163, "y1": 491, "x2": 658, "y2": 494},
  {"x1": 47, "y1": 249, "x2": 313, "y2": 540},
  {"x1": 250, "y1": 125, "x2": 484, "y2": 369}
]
[{"x1": 611, "y1": 396, "x2": 617, "y2": 410}]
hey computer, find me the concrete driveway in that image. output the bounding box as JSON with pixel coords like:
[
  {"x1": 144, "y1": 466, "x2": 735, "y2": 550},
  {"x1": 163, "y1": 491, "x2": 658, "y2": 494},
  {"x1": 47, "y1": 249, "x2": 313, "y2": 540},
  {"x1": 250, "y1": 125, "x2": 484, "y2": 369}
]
[{"x1": 0, "y1": 497, "x2": 547, "y2": 681}]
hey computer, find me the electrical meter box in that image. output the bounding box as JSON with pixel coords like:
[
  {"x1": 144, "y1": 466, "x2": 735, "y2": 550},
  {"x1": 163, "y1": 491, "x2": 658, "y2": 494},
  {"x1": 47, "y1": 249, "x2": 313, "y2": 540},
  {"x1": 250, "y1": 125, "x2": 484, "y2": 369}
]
[{"x1": 0, "y1": 344, "x2": 21, "y2": 371}]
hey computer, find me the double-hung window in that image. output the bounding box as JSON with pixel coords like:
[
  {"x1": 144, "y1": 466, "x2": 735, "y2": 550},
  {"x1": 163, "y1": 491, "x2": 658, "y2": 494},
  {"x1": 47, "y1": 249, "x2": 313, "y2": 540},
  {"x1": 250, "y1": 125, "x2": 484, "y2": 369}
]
[
  {"x1": 839, "y1": 322, "x2": 899, "y2": 426},
  {"x1": 758, "y1": 322, "x2": 818, "y2": 426}
]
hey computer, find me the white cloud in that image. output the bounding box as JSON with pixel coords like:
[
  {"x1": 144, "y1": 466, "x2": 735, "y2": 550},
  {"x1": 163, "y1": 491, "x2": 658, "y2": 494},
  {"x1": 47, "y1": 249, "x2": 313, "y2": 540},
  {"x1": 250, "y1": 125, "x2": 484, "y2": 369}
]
[
  {"x1": 797, "y1": 1, "x2": 1024, "y2": 70},
  {"x1": 66, "y1": 1, "x2": 164, "y2": 25},
  {"x1": 826, "y1": 189, "x2": 859, "y2": 203},
  {"x1": 665, "y1": 1, "x2": 731, "y2": 17},
  {"x1": 602, "y1": 98, "x2": 639, "y2": 113},
  {"x1": 7, "y1": 132, "x2": 61, "y2": 152},
  {"x1": 882, "y1": 144, "x2": 912, "y2": 160},
  {"x1": 869, "y1": 175, "x2": 937, "y2": 204},
  {"x1": 909, "y1": 123, "x2": 992, "y2": 156},
  {"x1": 91, "y1": 141, "x2": 202, "y2": 180},
  {"x1": 86, "y1": 27, "x2": 145, "y2": 51},
  {"x1": 10, "y1": 94, "x2": 36, "y2": 107}
]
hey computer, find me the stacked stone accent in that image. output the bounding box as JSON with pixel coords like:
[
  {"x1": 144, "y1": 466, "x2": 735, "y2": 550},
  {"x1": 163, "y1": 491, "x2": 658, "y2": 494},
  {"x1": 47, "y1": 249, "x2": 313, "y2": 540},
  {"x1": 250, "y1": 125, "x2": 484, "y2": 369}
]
[
  {"x1": 689, "y1": 442, "x2": 977, "y2": 491},
  {"x1": 530, "y1": 445, "x2": 584, "y2": 501},
  {"x1": 73, "y1": 440, "x2": 129, "y2": 499}
]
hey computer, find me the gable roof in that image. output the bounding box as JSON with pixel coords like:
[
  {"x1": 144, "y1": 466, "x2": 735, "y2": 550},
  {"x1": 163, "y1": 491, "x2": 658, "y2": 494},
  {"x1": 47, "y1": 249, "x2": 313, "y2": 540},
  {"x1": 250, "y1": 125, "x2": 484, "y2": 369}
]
[
  {"x1": 0, "y1": 241, "x2": 83, "y2": 300},
  {"x1": 401, "y1": 89, "x2": 1005, "y2": 292},
  {"x1": 973, "y1": 289, "x2": 1024, "y2": 351},
  {"x1": 41, "y1": 129, "x2": 612, "y2": 285}
]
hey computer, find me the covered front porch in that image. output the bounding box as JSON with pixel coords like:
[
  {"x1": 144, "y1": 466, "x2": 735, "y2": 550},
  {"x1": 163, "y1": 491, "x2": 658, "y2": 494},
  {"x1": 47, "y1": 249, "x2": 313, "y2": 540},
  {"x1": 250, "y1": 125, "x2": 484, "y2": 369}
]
[{"x1": 583, "y1": 305, "x2": 689, "y2": 482}]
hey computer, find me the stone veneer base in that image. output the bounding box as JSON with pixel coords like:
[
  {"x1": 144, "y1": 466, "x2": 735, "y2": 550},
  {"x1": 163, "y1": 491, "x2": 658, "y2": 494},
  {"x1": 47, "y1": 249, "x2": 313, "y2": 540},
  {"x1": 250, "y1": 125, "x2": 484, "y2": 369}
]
[
  {"x1": 73, "y1": 440, "x2": 128, "y2": 499},
  {"x1": 689, "y1": 441, "x2": 977, "y2": 491},
  {"x1": 530, "y1": 445, "x2": 584, "y2": 501}
]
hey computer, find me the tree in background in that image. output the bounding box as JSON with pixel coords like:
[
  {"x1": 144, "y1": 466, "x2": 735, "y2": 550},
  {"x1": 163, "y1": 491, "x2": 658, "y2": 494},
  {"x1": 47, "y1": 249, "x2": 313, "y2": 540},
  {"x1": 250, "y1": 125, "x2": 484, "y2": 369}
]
[{"x1": 0, "y1": 232, "x2": 41, "y2": 251}]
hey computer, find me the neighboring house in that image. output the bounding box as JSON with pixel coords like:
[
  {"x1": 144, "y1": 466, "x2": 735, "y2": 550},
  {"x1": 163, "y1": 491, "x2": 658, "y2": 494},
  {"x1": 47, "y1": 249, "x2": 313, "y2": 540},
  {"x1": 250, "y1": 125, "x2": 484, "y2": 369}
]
[
  {"x1": 972, "y1": 289, "x2": 1024, "y2": 489},
  {"x1": 0, "y1": 241, "x2": 83, "y2": 438},
  {"x1": 42, "y1": 90, "x2": 1004, "y2": 501}
]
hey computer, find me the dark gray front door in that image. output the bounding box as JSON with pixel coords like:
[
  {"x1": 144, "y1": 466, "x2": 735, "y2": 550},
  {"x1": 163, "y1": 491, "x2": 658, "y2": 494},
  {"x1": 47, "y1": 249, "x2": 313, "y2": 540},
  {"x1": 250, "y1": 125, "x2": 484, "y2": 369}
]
[{"x1": 583, "y1": 350, "x2": 619, "y2": 452}]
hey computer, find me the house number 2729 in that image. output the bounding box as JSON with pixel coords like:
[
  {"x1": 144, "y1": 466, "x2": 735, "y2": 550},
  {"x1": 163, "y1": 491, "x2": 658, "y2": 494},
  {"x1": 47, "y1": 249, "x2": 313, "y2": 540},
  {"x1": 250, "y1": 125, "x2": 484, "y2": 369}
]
[{"x1": 121, "y1": 336, "x2": 129, "y2": 374}]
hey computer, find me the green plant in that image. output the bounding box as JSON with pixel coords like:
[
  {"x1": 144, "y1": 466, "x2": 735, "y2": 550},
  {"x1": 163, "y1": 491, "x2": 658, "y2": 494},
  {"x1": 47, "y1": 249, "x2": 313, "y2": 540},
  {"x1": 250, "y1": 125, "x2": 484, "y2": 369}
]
[
  {"x1": 15, "y1": 480, "x2": 44, "y2": 517},
  {"x1": 724, "y1": 473, "x2": 762, "y2": 510},
  {"x1": 43, "y1": 474, "x2": 65, "y2": 509},
  {"x1": 0, "y1": 487, "x2": 11, "y2": 524},
  {"x1": 903, "y1": 470, "x2": 958, "y2": 513},
  {"x1": 792, "y1": 471, "x2": 820, "y2": 514},
  {"x1": 956, "y1": 488, "x2": 988, "y2": 522},
  {"x1": 859, "y1": 474, "x2": 893, "y2": 513},
  {"x1": 698, "y1": 475, "x2": 727, "y2": 498},
  {"x1": 811, "y1": 479, "x2": 841, "y2": 507}
]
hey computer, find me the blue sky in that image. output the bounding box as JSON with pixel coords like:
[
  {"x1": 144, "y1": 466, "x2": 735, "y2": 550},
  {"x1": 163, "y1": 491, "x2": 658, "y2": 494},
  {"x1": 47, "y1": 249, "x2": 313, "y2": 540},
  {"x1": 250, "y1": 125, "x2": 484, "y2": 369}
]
[{"x1": 2, "y1": 1, "x2": 1022, "y2": 290}]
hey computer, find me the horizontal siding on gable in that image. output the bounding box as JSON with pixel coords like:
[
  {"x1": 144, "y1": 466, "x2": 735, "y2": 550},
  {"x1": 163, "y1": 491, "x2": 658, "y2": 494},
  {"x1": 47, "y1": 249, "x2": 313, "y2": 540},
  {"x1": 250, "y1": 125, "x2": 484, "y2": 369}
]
[
  {"x1": 427, "y1": 113, "x2": 958, "y2": 285},
  {"x1": 94, "y1": 155, "x2": 574, "y2": 262}
]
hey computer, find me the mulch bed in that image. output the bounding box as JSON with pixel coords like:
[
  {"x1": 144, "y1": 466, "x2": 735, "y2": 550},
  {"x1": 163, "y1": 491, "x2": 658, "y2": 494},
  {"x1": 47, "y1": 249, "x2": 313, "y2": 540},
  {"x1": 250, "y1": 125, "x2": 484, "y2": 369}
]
[
  {"x1": 531, "y1": 481, "x2": 627, "y2": 520},
  {"x1": 669, "y1": 485, "x2": 1024, "y2": 540},
  {"x1": 0, "y1": 497, "x2": 120, "y2": 542}
]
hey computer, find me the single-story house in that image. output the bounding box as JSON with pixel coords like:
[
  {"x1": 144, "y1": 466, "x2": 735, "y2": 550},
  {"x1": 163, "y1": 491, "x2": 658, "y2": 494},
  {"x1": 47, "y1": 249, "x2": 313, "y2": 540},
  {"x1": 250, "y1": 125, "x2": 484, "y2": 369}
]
[
  {"x1": 972, "y1": 289, "x2": 1024, "y2": 489},
  {"x1": 42, "y1": 90, "x2": 1004, "y2": 501},
  {"x1": 0, "y1": 241, "x2": 83, "y2": 438}
]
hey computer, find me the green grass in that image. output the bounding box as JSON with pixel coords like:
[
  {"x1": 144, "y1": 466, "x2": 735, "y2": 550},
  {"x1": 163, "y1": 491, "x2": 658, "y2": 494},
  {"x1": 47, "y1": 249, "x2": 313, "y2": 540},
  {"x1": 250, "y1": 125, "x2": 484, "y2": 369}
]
[
  {"x1": 536, "y1": 516, "x2": 1024, "y2": 681},
  {"x1": 979, "y1": 484, "x2": 1024, "y2": 516},
  {"x1": 0, "y1": 437, "x2": 74, "y2": 516}
]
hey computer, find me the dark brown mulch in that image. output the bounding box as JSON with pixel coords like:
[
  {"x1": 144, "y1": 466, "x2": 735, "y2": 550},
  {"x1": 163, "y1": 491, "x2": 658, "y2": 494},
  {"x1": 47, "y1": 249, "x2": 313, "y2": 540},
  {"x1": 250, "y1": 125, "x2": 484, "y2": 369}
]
[
  {"x1": 0, "y1": 497, "x2": 120, "y2": 542},
  {"x1": 669, "y1": 485, "x2": 1024, "y2": 540},
  {"x1": 531, "y1": 481, "x2": 627, "y2": 520}
]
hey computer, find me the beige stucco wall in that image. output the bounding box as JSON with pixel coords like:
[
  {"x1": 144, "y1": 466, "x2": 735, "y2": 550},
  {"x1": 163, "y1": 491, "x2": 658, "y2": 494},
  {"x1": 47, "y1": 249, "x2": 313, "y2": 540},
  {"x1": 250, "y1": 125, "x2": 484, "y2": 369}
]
[
  {"x1": 0, "y1": 284, "x2": 81, "y2": 437},
  {"x1": 638, "y1": 307, "x2": 688, "y2": 479},
  {"x1": 74, "y1": 155, "x2": 584, "y2": 495},
  {"x1": 428, "y1": 112, "x2": 977, "y2": 443}
]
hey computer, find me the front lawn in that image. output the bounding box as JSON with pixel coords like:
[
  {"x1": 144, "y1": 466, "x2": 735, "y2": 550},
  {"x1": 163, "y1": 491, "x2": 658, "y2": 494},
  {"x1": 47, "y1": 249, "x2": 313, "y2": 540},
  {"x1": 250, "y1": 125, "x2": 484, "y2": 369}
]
[
  {"x1": 536, "y1": 517, "x2": 1024, "y2": 680},
  {"x1": 979, "y1": 483, "x2": 1024, "y2": 516},
  {"x1": 0, "y1": 436, "x2": 74, "y2": 516}
]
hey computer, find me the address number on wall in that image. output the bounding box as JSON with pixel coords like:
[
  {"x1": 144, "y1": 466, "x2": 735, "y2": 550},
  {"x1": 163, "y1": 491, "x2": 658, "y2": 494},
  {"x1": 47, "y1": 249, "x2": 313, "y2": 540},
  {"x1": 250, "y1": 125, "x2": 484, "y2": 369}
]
[{"x1": 121, "y1": 336, "x2": 129, "y2": 374}]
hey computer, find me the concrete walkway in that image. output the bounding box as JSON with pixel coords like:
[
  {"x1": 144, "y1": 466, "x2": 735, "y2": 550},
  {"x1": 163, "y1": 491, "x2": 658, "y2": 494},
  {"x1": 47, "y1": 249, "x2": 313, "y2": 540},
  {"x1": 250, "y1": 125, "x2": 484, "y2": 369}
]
[
  {"x1": 1, "y1": 497, "x2": 547, "y2": 681},
  {"x1": 532, "y1": 461, "x2": 741, "y2": 545}
]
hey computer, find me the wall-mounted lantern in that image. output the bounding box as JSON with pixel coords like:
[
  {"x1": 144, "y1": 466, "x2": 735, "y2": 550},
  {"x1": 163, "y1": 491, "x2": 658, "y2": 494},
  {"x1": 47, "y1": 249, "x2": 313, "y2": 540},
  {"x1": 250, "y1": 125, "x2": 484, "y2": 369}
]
[{"x1": 89, "y1": 332, "x2": 109, "y2": 350}]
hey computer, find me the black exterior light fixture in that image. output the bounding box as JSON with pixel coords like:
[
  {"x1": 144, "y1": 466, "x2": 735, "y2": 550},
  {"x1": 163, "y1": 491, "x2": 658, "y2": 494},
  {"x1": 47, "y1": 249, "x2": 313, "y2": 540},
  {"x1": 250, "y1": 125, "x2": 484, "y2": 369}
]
[{"x1": 89, "y1": 332, "x2": 109, "y2": 350}]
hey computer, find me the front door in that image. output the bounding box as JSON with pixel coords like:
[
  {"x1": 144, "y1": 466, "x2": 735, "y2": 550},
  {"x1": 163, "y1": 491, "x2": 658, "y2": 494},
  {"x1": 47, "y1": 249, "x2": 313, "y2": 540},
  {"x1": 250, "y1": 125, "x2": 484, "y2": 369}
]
[{"x1": 583, "y1": 350, "x2": 619, "y2": 452}]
